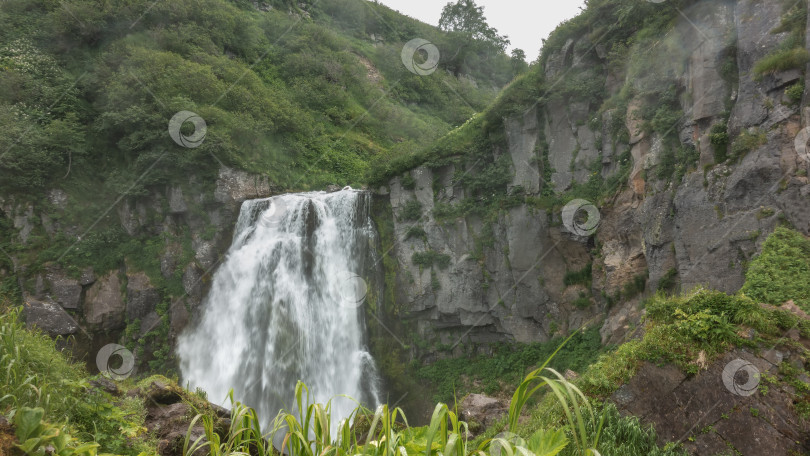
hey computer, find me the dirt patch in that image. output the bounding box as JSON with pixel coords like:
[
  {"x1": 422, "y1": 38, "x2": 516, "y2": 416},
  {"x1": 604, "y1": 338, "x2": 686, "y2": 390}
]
[
  {"x1": 356, "y1": 55, "x2": 382, "y2": 87},
  {"x1": 0, "y1": 416, "x2": 22, "y2": 456}
]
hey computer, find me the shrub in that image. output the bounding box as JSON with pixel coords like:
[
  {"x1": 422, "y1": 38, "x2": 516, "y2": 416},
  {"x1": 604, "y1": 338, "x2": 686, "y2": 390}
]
[
  {"x1": 656, "y1": 267, "x2": 678, "y2": 292},
  {"x1": 412, "y1": 250, "x2": 452, "y2": 270},
  {"x1": 741, "y1": 227, "x2": 810, "y2": 310},
  {"x1": 786, "y1": 80, "x2": 804, "y2": 105},
  {"x1": 400, "y1": 173, "x2": 416, "y2": 190},
  {"x1": 573, "y1": 292, "x2": 592, "y2": 309},
  {"x1": 400, "y1": 200, "x2": 423, "y2": 221},
  {"x1": 753, "y1": 47, "x2": 810, "y2": 80},
  {"x1": 404, "y1": 225, "x2": 428, "y2": 241},
  {"x1": 709, "y1": 122, "x2": 729, "y2": 163},
  {"x1": 730, "y1": 129, "x2": 766, "y2": 160},
  {"x1": 622, "y1": 273, "x2": 647, "y2": 299},
  {"x1": 564, "y1": 263, "x2": 593, "y2": 288}
]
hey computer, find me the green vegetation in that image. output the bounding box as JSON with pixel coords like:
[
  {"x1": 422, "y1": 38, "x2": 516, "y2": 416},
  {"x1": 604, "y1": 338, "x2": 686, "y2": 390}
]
[
  {"x1": 621, "y1": 273, "x2": 647, "y2": 300},
  {"x1": 404, "y1": 226, "x2": 428, "y2": 241},
  {"x1": 415, "y1": 329, "x2": 605, "y2": 404},
  {"x1": 753, "y1": 0, "x2": 809, "y2": 80},
  {"x1": 0, "y1": 307, "x2": 154, "y2": 454},
  {"x1": 412, "y1": 250, "x2": 451, "y2": 270},
  {"x1": 730, "y1": 129, "x2": 767, "y2": 160},
  {"x1": 656, "y1": 267, "x2": 678, "y2": 293},
  {"x1": 580, "y1": 285, "x2": 810, "y2": 401},
  {"x1": 753, "y1": 48, "x2": 810, "y2": 79},
  {"x1": 0, "y1": 0, "x2": 518, "y2": 322},
  {"x1": 399, "y1": 200, "x2": 423, "y2": 222},
  {"x1": 0, "y1": 0, "x2": 515, "y2": 195},
  {"x1": 786, "y1": 80, "x2": 804, "y2": 105},
  {"x1": 709, "y1": 122, "x2": 730, "y2": 163},
  {"x1": 741, "y1": 226, "x2": 810, "y2": 310},
  {"x1": 563, "y1": 263, "x2": 592, "y2": 288}
]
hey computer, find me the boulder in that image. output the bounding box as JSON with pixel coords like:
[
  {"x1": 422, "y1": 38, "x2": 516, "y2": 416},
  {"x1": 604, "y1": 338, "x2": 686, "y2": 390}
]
[
  {"x1": 459, "y1": 394, "x2": 509, "y2": 436},
  {"x1": 126, "y1": 271, "x2": 161, "y2": 321},
  {"x1": 84, "y1": 272, "x2": 126, "y2": 330},
  {"x1": 89, "y1": 377, "x2": 121, "y2": 396},
  {"x1": 214, "y1": 166, "x2": 272, "y2": 204},
  {"x1": 135, "y1": 380, "x2": 232, "y2": 456},
  {"x1": 79, "y1": 267, "x2": 96, "y2": 286},
  {"x1": 45, "y1": 267, "x2": 81, "y2": 309},
  {"x1": 22, "y1": 297, "x2": 79, "y2": 336}
]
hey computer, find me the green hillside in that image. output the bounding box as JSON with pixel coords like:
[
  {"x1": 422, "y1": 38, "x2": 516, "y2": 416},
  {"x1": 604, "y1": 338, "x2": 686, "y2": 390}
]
[{"x1": 0, "y1": 0, "x2": 516, "y2": 197}]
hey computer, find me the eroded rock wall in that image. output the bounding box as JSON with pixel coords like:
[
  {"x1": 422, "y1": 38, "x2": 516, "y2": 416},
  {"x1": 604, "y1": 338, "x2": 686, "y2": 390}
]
[
  {"x1": 381, "y1": 0, "x2": 810, "y2": 349},
  {"x1": 1, "y1": 165, "x2": 274, "y2": 369}
]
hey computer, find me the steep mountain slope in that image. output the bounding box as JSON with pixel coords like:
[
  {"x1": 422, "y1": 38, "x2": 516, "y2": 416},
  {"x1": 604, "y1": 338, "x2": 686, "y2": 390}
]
[
  {"x1": 0, "y1": 0, "x2": 517, "y2": 370},
  {"x1": 373, "y1": 0, "x2": 810, "y2": 348}
]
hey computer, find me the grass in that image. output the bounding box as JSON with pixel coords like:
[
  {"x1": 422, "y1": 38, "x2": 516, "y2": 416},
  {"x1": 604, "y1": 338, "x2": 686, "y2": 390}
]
[
  {"x1": 411, "y1": 250, "x2": 451, "y2": 270},
  {"x1": 741, "y1": 226, "x2": 810, "y2": 310},
  {"x1": 0, "y1": 306, "x2": 156, "y2": 454},
  {"x1": 415, "y1": 329, "x2": 605, "y2": 404},
  {"x1": 753, "y1": 48, "x2": 810, "y2": 80},
  {"x1": 563, "y1": 264, "x2": 592, "y2": 288},
  {"x1": 183, "y1": 332, "x2": 682, "y2": 456}
]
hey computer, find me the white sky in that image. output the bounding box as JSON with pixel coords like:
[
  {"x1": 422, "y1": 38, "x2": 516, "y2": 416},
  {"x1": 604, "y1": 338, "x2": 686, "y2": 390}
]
[{"x1": 375, "y1": 0, "x2": 587, "y2": 61}]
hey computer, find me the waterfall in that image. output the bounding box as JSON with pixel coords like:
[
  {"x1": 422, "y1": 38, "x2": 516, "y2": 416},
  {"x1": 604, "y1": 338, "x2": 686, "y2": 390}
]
[{"x1": 177, "y1": 189, "x2": 381, "y2": 432}]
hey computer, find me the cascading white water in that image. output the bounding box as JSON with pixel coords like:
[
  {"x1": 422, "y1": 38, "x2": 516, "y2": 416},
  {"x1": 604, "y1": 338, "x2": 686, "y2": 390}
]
[{"x1": 177, "y1": 189, "x2": 381, "y2": 432}]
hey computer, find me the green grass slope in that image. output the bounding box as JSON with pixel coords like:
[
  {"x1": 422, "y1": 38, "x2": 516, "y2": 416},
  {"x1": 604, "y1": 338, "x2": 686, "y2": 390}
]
[{"x1": 0, "y1": 0, "x2": 516, "y2": 198}]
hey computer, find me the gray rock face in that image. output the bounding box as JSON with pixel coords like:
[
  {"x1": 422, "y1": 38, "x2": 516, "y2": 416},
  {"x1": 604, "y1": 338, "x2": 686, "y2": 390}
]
[
  {"x1": 387, "y1": 163, "x2": 596, "y2": 346},
  {"x1": 214, "y1": 166, "x2": 273, "y2": 204},
  {"x1": 126, "y1": 271, "x2": 161, "y2": 321},
  {"x1": 84, "y1": 272, "x2": 126, "y2": 330},
  {"x1": 729, "y1": 0, "x2": 794, "y2": 133},
  {"x1": 505, "y1": 107, "x2": 541, "y2": 194},
  {"x1": 45, "y1": 267, "x2": 81, "y2": 310},
  {"x1": 23, "y1": 297, "x2": 79, "y2": 336},
  {"x1": 380, "y1": 0, "x2": 810, "y2": 350},
  {"x1": 168, "y1": 187, "x2": 188, "y2": 214}
]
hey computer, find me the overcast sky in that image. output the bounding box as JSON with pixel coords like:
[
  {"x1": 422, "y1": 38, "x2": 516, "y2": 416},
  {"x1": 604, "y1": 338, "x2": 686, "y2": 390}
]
[{"x1": 376, "y1": 0, "x2": 587, "y2": 61}]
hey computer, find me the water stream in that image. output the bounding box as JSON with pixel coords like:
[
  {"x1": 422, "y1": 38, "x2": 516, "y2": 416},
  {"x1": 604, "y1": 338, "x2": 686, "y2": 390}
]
[{"x1": 177, "y1": 189, "x2": 381, "y2": 432}]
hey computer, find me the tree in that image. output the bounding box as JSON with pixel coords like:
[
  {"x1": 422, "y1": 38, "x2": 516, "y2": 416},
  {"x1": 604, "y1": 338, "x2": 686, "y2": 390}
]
[
  {"x1": 438, "y1": 0, "x2": 509, "y2": 51},
  {"x1": 510, "y1": 48, "x2": 528, "y2": 76}
]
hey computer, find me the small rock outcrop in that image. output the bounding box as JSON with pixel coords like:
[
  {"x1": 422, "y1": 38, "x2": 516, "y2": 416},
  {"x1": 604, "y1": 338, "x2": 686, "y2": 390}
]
[
  {"x1": 22, "y1": 297, "x2": 79, "y2": 336},
  {"x1": 459, "y1": 393, "x2": 509, "y2": 436},
  {"x1": 84, "y1": 272, "x2": 126, "y2": 331}
]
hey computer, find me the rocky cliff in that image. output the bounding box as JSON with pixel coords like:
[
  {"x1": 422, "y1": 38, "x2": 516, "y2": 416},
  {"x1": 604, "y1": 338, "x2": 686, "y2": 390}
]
[
  {"x1": 377, "y1": 0, "x2": 810, "y2": 352},
  {"x1": 1, "y1": 166, "x2": 275, "y2": 368}
]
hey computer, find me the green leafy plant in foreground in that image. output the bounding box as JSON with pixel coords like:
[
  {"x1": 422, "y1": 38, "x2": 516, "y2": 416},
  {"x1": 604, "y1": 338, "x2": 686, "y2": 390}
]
[
  {"x1": 185, "y1": 331, "x2": 606, "y2": 456},
  {"x1": 14, "y1": 407, "x2": 100, "y2": 456}
]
